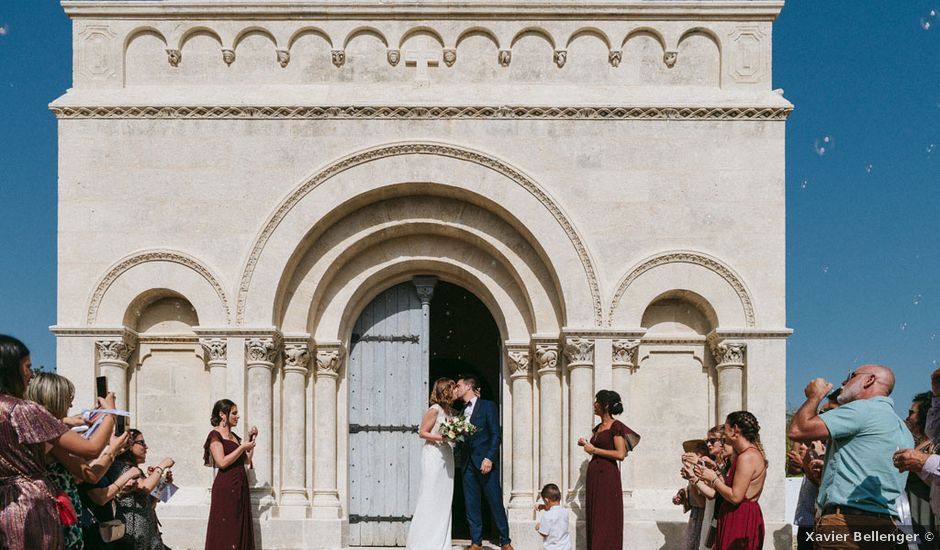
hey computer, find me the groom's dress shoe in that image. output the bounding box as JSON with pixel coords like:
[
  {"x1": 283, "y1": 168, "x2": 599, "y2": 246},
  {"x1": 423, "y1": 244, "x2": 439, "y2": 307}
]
[
  {"x1": 469, "y1": 544, "x2": 483, "y2": 550},
  {"x1": 501, "y1": 544, "x2": 514, "y2": 550}
]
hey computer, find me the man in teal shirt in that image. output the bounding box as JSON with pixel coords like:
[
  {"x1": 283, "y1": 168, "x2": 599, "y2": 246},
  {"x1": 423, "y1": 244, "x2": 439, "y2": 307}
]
[{"x1": 789, "y1": 365, "x2": 914, "y2": 550}]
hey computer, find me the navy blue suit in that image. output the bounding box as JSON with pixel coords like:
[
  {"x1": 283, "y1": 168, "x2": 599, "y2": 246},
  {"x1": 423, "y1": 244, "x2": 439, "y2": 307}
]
[{"x1": 458, "y1": 398, "x2": 511, "y2": 545}]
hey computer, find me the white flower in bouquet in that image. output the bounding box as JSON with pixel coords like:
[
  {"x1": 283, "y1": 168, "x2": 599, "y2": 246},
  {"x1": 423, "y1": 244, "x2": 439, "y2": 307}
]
[{"x1": 439, "y1": 416, "x2": 478, "y2": 443}]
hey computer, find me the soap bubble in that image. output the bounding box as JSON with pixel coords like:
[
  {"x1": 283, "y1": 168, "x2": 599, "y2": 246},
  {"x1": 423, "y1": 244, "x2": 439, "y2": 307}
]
[
  {"x1": 921, "y1": 9, "x2": 938, "y2": 30},
  {"x1": 928, "y1": 144, "x2": 936, "y2": 154},
  {"x1": 800, "y1": 179, "x2": 809, "y2": 189},
  {"x1": 865, "y1": 163, "x2": 873, "y2": 174},
  {"x1": 914, "y1": 294, "x2": 923, "y2": 305},
  {"x1": 900, "y1": 322, "x2": 908, "y2": 331},
  {"x1": 814, "y1": 135, "x2": 834, "y2": 156},
  {"x1": 0, "y1": 25, "x2": 8, "y2": 36},
  {"x1": 821, "y1": 265, "x2": 830, "y2": 274}
]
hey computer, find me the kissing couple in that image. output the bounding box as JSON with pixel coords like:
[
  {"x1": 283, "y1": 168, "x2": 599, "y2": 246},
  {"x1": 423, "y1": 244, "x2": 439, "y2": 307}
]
[{"x1": 406, "y1": 376, "x2": 513, "y2": 550}]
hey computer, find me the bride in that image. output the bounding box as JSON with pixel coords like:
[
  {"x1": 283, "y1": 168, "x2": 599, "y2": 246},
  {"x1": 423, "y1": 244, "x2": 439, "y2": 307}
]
[{"x1": 406, "y1": 377, "x2": 458, "y2": 550}]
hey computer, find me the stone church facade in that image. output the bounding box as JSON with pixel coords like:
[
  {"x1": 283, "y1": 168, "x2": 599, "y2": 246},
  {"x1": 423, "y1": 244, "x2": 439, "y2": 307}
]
[{"x1": 52, "y1": 0, "x2": 791, "y2": 548}]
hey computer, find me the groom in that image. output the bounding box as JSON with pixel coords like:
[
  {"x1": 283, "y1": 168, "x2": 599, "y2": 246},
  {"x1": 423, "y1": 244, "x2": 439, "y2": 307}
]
[{"x1": 455, "y1": 375, "x2": 512, "y2": 550}]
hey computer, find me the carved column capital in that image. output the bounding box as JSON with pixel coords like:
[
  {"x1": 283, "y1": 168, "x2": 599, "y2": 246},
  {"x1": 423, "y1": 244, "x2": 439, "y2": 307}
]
[
  {"x1": 95, "y1": 333, "x2": 137, "y2": 363},
  {"x1": 283, "y1": 343, "x2": 311, "y2": 375},
  {"x1": 708, "y1": 336, "x2": 746, "y2": 367},
  {"x1": 507, "y1": 346, "x2": 531, "y2": 379},
  {"x1": 199, "y1": 338, "x2": 227, "y2": 364},
  {"x1": 612, "y1": 339, "x2": 640, "y2": 371},
  {"x1": 534, "y1": 343, "x2": 559, "y2": 375},
  {"x1": 246, "y1": 334, "x2": 281, "y2": 366},
  {"x1": 315, "y1": 345, "x2": 344, "y2": 378},
  {"x1": 563, "y1": 337, "x2": 595, "y2": 369},
  {"x1": 413, "y1": 276, "x2": 437, "y2": 306}
]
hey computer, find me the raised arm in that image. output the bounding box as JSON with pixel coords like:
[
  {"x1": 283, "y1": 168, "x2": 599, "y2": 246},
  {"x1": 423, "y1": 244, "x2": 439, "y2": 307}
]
[
  {"x1": 788, "y1": 379, "x2": 832, "y2": 443},
  {"x1": 208, "y1": 436, "x2": 255, "y2": 470},
  {"x1": 50, "y1": 431, "x2": 129, "y2": 484},
  {"x1": 136, "y1": 457, "x2": 175, "y2": 493}
]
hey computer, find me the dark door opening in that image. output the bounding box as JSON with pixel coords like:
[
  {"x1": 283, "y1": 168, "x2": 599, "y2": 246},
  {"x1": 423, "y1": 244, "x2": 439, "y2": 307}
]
[{"x1": 428, "y1": 281, "x2": 502, "y2": 544}]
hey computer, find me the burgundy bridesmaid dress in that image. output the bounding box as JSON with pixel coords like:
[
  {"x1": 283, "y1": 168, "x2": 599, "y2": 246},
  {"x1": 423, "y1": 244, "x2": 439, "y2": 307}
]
[
  {"x1": 585, "y1": 420, "x2": 631, "y2": 550},
  {"x1": 204, "y1": 430, "x2": 255, "y2": 550},
  {"x1": 714, "y1": 452, "x2": 765, "y2": 550}
]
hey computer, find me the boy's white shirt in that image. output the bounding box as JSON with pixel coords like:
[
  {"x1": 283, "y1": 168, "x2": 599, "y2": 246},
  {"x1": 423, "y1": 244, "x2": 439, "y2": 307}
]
[{"x1": 537, "y1": 506, "x2": 571, "y2": 550}]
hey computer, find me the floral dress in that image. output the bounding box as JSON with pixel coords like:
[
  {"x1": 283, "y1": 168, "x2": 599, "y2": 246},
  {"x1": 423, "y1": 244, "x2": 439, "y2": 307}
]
[{"x1": 47, "y1": 461, "x2": 85, "y2": 550}]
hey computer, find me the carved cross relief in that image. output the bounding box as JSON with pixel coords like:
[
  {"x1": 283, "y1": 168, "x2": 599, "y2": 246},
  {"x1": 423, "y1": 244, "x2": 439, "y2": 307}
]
[{"x1": 404, "y1": 36, "x2": 441, "y2": 86}]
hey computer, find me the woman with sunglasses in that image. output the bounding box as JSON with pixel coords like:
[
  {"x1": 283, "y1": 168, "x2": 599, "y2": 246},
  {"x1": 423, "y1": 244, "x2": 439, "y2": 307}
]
[{"x1": 102, "y1": 429, "x2": 175, "y2": 550}]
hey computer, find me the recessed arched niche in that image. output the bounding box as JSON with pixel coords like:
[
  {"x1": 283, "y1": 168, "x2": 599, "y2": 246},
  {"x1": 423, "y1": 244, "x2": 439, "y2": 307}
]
[{"x1": 640, "y1": 289, "x2": 717, "y2": 336}]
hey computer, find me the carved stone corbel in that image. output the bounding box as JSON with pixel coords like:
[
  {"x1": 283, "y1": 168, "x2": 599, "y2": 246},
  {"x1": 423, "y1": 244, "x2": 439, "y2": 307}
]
[
  {"x1": 165, "y1": 49, "x2": 181, "y2": 67},
  {"x1": 387, "y1": 49, "x2": 401, "y2": 66},
  {"x1": 276, "y1": 48, "x2": 290, "y2": 68},
  {"x1": 498, "y1": 50, "x2": 511, "y2": 67},
  {"x1": 331, "y1": 50, "x2": 346, "y2": 68},
  {"x1": 222, "y1": 48, "x2": 235, "y2": 66},
  {"x1": 608, "y1": 50, "x2": 622, "y2": 67},
  {"x1": 442, "y1": 48, "x2": 457, "y2": 67},
  {"x1": 663, "y1": 50, "x2": 678, "y2": 68},
  {"x1": 553, "y1": 50, "x2": 567, "y2": 68}
]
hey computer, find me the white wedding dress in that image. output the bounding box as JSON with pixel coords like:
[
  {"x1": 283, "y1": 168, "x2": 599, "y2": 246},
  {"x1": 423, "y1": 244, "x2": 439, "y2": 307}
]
[{"x1": 406, "y1": 404, "x2": 455, "y2": 550}]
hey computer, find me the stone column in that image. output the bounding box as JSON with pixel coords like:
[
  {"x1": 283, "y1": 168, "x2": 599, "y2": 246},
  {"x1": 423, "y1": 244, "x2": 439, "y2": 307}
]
[
  {"x1": 413, "y1": 277, "x2": 437, "y2": 376},
  {"x1": 611, "y1": 339, "x2": 639, "y2": 506},
  {"x1": 507, "y1": 344, "x2": 533, "y2": 517},
  {"x1": 199, "y1": 338, "x2": 227, "y2": 406},
  {"x1": 281, "y1": 341, "x2": 311, "y2": 510},
  {"x1": 564, "y1": 337, "x2": 595, "y2": 509},
  {"x1": 535, "y1": 343, "x2": 561, "y2": 492},
  {"x1": 709, "y1": 337, "x2": 746, "y2": 422},
  {"x1": 95, "y1": 333, "x2": 137, "y2": 410},
  {"x1": 246, "y1": 334, "x2": 280, "y2": 503},
  {"x1": 312, "y1": 343, "x2": 343, "y2": 518}
]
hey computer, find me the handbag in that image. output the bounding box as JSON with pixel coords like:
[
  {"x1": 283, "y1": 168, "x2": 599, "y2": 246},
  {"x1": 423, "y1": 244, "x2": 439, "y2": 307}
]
[
  {"x1": 98, "y1": 500, "x2": 126, "y2": 542},
  {"x1": 0, "y1": 452, "x2": 78, "y2": 526}
]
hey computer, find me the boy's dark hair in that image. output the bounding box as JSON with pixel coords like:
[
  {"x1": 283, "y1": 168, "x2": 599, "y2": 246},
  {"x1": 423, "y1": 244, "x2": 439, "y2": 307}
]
[
  {"x1": 458, "y1": 374, "x2": 480, "y2": 392},
  {"x1": 540, "y1": 483, "x2": 561, "y2": 502}
]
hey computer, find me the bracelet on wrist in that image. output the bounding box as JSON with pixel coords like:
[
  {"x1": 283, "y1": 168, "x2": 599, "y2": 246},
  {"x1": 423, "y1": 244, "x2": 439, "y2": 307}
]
[{"x1": 710, "y1": 477, "x2": 720, "y2": 488}]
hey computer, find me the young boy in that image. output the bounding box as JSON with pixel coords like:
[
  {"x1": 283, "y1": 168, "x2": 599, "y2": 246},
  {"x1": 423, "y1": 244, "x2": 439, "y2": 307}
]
[{"x1": 535, "y1": 483, "x2": 570, "y2": 550}]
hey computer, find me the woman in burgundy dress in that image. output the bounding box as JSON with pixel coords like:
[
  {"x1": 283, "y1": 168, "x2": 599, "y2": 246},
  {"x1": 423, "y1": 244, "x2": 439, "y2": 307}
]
[
  {"x1": 578, "y1": 390, "x2": 639, "y2": 550},
  {"x1": 694, "y1": 411, "x2": 767, "y2": 550},
  {"x1": 204, "y1": 399, "x2": 257, "y2": 550}
]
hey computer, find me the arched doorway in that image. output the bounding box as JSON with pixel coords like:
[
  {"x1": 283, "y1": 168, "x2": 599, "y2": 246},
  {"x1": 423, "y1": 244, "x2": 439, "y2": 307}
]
[{"x1": 346, "y1": 278, "x2": 502, "y2": 547}]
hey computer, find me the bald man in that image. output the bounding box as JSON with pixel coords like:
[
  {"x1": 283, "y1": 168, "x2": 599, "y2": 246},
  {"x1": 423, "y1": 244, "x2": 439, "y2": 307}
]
[{"x1": 788, "y1": 365, "x2": 913, "y2": 550}]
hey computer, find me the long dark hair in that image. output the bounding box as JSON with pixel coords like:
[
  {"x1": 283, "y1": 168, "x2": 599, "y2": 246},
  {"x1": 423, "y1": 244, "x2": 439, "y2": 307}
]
[
  {"x1": 595, "y1": 389, "x2": 624, "y2": 416},
  {"x1": 210, "y1": 399, "x2": 236, "y2": 427},
  {"x1": 0, "y1": 335, "x2": 30, "y2": 398}
]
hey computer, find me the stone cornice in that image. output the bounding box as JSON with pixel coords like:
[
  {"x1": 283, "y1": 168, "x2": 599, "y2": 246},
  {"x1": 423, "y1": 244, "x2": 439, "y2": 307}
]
[
  {"x1": 61, "y1": 1, "x2": 785, "y2": 21},
  {"x1": 50, "y1": 104, "x2": 792, "y2": 121}
]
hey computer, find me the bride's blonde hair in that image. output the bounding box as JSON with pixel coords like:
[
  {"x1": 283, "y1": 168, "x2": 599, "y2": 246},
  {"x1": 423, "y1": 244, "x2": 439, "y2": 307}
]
[{"x1": 429, "y1": 377, "x2": 456, "y2": 411}]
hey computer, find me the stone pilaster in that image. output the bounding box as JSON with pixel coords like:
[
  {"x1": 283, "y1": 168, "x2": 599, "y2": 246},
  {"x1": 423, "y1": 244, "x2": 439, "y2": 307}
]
[
  {"x1": 199, "y1": 338, "x2": 227, "y2": 406},
  {"x1": 312, "y1": 342, "x2": 343, "y2": 518},
  {"x1": 535, "y1": 342, "x2": 562, "y2": 493},
  {"x1": 564, "y1": 337, "x2": 595, "y2": 510},
  {"x1": 708, "y1": 336, "x2": 746, "y2": 422},
  {"x1": 507, "y1": 343, "x2": 534, "y2": 517},
  {"x1": 281, "y1": 339, "x2": 311, "y2": 510},
  {"x1": 611, "y1": 339, "x2": 639, "y2": 506},
  {"x1": 246, "y1": 333, "x2": 281, "y2": 504},
  {"x1": 95, "y1": 332, "x2": 137, "y2": 410}
]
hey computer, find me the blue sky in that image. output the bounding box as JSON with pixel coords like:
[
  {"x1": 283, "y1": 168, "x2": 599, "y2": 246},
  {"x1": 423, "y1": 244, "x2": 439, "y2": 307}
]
[{"x1": 0, "y1": 2, "x2": 938, "y2": 415}]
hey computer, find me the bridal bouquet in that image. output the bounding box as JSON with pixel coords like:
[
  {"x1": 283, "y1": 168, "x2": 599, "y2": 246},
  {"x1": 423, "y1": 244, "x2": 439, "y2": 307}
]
[{"x1": 439, "y1": 416, "x2": 477, "y2": 443}]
